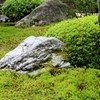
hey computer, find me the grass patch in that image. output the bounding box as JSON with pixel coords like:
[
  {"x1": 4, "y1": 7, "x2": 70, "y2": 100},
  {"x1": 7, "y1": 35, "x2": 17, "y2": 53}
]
[
  {"x1": 0, "y1": 19, "x2": 100, "y2": 100},
  {"x1": 0, "y1": 23, "x2": 52, "y2": 58},
  {"x1": 0, "y1": 68, "x2": 99, "y2": 100}
]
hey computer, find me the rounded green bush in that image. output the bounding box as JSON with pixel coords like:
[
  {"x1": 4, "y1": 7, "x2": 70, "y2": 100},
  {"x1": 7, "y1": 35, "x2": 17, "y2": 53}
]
[
  {"x1": 2, "y1": 0, "x2": 46, "y2": 21},
  {"x1": 46, "y1": 16, "x2": 100, "y2": 69}
]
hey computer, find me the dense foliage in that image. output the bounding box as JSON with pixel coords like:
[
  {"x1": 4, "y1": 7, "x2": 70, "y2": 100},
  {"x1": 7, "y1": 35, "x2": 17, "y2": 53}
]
[
  {"x1": 61, "y1": 0, "x2": 97, "y2": 15},
  {"x1": 2, "y1": 0, "x2": 46, "y2": 21},
  {"x1": 46, "y1": 16, "x2": 100, "y2": 69},
  {"x1": 0, "y1": 68, "x2": 99, "y2": 100},
  {"x1": 2, "y1": 0, "x2": 98, "y2": 21},
  {"x1": 74, "y1": 0, "x2": 97, "y2": 14}
]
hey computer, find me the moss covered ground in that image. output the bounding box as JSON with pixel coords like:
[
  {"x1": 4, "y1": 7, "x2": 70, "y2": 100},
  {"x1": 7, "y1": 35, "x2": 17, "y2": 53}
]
[
  {"x1": 0, "y1": 68, "x2": 100, "y2": 100},
  {"x1": 0, "y1": 23, "x2": 52, "y2": 58},
  {"x1": 0, "y1": 20, "x2": 100, "y2": 100}
]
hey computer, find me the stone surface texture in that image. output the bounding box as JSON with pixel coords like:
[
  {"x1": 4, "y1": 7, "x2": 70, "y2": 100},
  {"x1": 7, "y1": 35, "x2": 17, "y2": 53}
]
[
  {"x1": 0, "y1": 36, "x2": 70, "y2": 73},
  {"x1": 15, "y1": 0, "x2": 69, "y2": 27},
  {"x1": 52, "y1": 54, "x2": 71, "y2": 68},
  {"x1": 0, "y1": 15, "x2": 9, "y2": 22}
]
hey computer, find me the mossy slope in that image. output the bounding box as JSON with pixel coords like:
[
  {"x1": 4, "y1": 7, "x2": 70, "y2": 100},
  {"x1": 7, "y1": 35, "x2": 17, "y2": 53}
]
[{"x1": 0, "y1": 68, "x2": 99, "y2": 100}]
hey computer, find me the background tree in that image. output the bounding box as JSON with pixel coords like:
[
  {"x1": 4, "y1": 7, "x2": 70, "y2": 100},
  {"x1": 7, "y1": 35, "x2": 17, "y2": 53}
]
[
  {"x1": 98, "y1": 0, "x2": 100, "y2": 25},
  {"x1": 74, "y1": 0, "x2": 97, "y2": 14}
]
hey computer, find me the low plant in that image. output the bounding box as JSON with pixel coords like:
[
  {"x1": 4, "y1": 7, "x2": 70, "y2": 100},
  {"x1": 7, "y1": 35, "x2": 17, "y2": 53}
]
[
  {"x1": 2, "y1": 0, "x2": 46, "y2": 21},
  {"x1": 0, "y1": 68, "x2": 99, "y2": 100},
  {"x1": 49, "y1": 68, "x2": 62, "y2": 76},
  {"x1": 46, "y1": 16, "x2": 100, "y2": 69}
]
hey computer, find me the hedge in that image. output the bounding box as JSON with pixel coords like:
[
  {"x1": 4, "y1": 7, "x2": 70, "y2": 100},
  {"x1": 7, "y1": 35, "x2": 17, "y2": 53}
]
[
  {"x1": 46, "y1": 16, "x2": 100, "y2": 69},
  {"x1": 2, "y1": 0, "x2": 46, "y2": 21}
]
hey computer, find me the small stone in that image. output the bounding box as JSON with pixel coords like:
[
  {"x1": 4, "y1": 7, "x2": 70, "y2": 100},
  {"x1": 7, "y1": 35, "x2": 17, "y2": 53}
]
[
  {"x1": 32, "y1": 25, "x2": 36, "y2": 28},
  {"x1": 0, "y1": 15, "x2": 9, "y2": 22},
  {"x1": 60, "y1": 62, "x2": 71, "y2": 68},
  {"x1": 52, "y1": 54, "x2": 64, "y2": 67}
]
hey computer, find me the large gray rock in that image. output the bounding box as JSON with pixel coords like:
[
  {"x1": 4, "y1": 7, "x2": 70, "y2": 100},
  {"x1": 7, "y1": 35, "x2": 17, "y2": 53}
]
[
  {"x1": 0, "y1": 36, "x2": 70, "y2": 73},
  {"x1": 15, "y1": 0, "x2": 69, "y2": 27}
]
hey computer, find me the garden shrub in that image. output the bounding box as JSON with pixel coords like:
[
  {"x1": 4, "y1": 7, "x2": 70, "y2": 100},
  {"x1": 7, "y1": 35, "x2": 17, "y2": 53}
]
[
  {"x1": 74, "y1": 0, "x2": 98, "y2": 13},
  {"x1": 2, "y1": 0, "x2": 46, "y2": 21},
  {"x1": 46, "y1": 16, "x2": 100, "y2": 69}
]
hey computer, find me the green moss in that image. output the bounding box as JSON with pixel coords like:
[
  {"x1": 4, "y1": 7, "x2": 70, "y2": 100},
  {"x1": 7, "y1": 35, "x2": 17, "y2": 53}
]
[
  {"x1": 0, "y1": 18, "x2": 100, "y2": 100},
  {"x1": 43, "y1": 54, "x2": 53, "y2": 68},
  {"x1": 0, "y1": 23, "x2": 52, "y2": 58},
  {"x1": 54, "y1": 48, "x2": 69, "y2": 62},
  {"x1": 0, "y1": 68, "x2": 99, "y2": 100},
  {"x1": 44, "y1": 60, "x2": 53, "y2": 68},
  {"x1": 0, "y1": 50, "x2": 9, "y2": 58}
]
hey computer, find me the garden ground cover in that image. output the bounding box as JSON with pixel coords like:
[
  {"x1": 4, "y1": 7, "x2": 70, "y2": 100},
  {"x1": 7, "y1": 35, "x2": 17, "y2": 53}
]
[
  {"x1": 0, "y1": 23, "x2": 52, "y2": 58},
  {"x1": 0, "y1": 17, "x2": 100, "y2": 100},
  {"x1": 0, "y1": 68, "x2": 99, "y2": 100}
]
